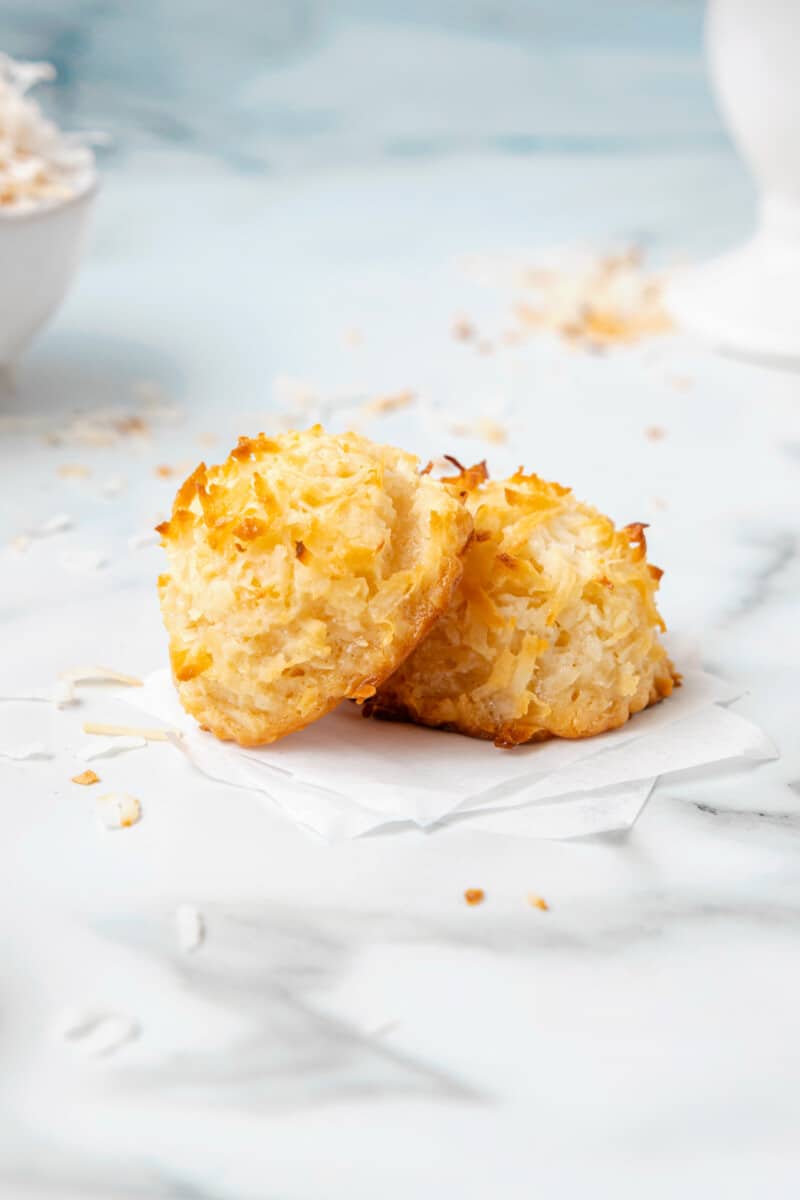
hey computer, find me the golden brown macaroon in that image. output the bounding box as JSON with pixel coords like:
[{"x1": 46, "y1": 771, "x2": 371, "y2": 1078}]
[
  {"x1": 157, "y1": 427, "x2": 473, "y2": 745},
  {"x1": 367, "y1": 461, "x2": 677, "y2": 747}
]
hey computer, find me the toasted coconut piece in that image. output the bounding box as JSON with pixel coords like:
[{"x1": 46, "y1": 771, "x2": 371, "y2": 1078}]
[
  {"x1": 370, "y1": 464, "x2": 677, "y2": 747},
  {"x1": 96, "y1": 793, "x2": 141, "y2": 830},
  {"x1": 157, "y1": 426, "x2": 473, "y2": 745}
]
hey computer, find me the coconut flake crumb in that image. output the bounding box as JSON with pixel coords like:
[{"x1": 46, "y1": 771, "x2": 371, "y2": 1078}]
[
  {"x1": 460, "y1": 247, "x2": 672, "y2": 352},
  {"x1": 82, "y1": 721, "x2": 171, "y2": 741},
  {"x1": 54, "y1": 665, "x2": 142, "y2": 707},
  {"x1": 514, "y1": 248, "x2": 672, "y2": 349},
  {"x1": 452, "y1": 316, "x2": 477, "y2": 341},
  {"x1": 57, "y1": 464, "x2": 91, "y2": 479},
  {"x1": 527, "y1": 894, "x2": 550, "y2": 911},
  {"x1": 62, "y1": 665, "x2": 143, "y2": 688},
  {"x1": 52, "y1": 678, "x2": 76, "y2": 708},
  {"x1": 57, "y1": 1008, "x2": 140, "y2": 1057},
  {"x1": 645, "y1": 425, "x2": 666, "y2": 442},
  {"x1": 77, "y1": 736, "x2": 147, "y2": 762},
  {"x1": 33, "y1": 513, "x2": 72, "y2": 536},
  {"x1": 364, "y1": 389, "x2": 416, "y2": 416},
  {"x1": 96, "y1": 792, "x2": 141, "y2": 830},
  {"x1": 0, "y1": 741, "x2": 49, "y2": 760},
  {"x1": 464, "y1": 888, "x2": 485, "y2": 906},
  {"x1": 71, "y1": 768, "x2": 100, "y2": 785},
  {"x1": 175, "y1": 904, "x2": 205, "y2": 953},
  {"x1": 0, "y1": 53, "x2": 96, "y2": 211},
  {"x1": 450, "y1": 416, "x2": 508, "y2": 444}
]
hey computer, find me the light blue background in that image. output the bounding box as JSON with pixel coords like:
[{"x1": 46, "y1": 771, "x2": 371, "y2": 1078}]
[{"x1": 4, "y1": 1, "x2": 727, "y2": 170}]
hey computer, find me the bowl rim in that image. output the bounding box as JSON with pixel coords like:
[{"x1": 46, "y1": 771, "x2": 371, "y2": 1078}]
[{"x1": 0, "y1": 171, "x2": 100, "y2": 224}]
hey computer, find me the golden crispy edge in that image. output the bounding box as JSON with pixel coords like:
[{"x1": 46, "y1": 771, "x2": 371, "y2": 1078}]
[
  {"x1": 369, "y1": 658, "x2": 679, "y2": 749},
  {"x1": 172, "y1": 524, "x2": 472, "y2": 748},
  {"x1": 367, "y1": 458, "x2": 679, "y2": 749}
]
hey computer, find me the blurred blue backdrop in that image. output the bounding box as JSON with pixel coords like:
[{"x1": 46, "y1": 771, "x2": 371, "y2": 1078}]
[{"x1": 2, "y1": 1, "x2": 723, "y2": 172}]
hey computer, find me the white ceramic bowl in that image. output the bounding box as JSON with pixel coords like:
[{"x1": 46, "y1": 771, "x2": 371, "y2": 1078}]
[{"x1": 0, "y1": 175, "x2": 97, "y2": 365}]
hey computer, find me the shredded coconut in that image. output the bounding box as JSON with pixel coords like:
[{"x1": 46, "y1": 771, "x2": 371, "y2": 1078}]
[
  {"x1": 57, "y1": 463, "x2": 91, "y2": 479},
  {"x1": 364, "y1": 389, "x2": 416, "y2": 416},
  {"x1": 61, "y1": 665, "x2": 143, "y2": 688},
  {"x1": 77, "y1": 736, "x2": 147, "y2": 762},
  {"x1": 82, "y1": 721, "x2": 171, "y2": 741},
  {"x1": 0, "y1": 52, "x2": 96, "y2": 211},
  {"x1": 31, "y1": 513, "x2": 72, "y2": 537},
  {"x1": 56, "y1": 1008, "x2": 140, "y2": 1057},
  {"x1": 96, "y1": 792, "x2": 142, "y2": 830}
]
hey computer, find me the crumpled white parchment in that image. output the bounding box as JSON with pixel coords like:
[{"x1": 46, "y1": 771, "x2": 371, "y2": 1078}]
[{"x1": 135, "y1": 666, "x2": 776, "y2": 842}]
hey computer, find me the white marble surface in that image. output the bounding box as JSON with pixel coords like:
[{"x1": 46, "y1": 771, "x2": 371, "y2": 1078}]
[{"x1": 2, "y1": 7, "x2": 800, "y2": 1198}]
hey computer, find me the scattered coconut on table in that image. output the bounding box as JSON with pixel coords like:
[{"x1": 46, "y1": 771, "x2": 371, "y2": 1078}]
[{"x1": 96, "y1": 792, "x2": 141, "y2": 830}]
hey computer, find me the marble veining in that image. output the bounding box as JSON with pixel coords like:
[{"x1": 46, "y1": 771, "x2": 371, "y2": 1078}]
[{"x1": 1, "y1": 2, "x2": 800, "y2": 1197}]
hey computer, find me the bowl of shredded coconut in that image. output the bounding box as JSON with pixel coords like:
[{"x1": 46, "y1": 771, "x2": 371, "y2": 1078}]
[{"x1": 0, "y1": 52, "x2": 99, "y2": 365}]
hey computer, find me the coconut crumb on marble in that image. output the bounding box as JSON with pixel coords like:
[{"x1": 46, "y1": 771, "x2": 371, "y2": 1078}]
[
  {"x1": 55, "y1": 666, "x2": 142, "y2": 706},
  {"x1": 33, "y1": 513, "x2": 72, "y2": 537},
  {"x1": 76, "y1": 735, "x2": 147, "y2": 762},
  {"x1": 97, "y1": 792, "x2": 141, "y2": 830},
  {"x1": 464, "y1": 888, "x2": 485, "y2": 906},
  {"x1": 57, "y1": 1008, "x2": 140, "y2": 1057},
  {"x1": 527, "y1": 894, "x2": 550, "y2": 911},
  {"x1": 71, "y1": 768, "x2": 100, "y2": 785},
  {"x1": 452, "y1": 316, "x2": 476, "y2": 341},
  {"x1": 364, "y1": 389, "x2": 416, "y2": 416},
  {"x1": 82, "y1": 721, "x2": 171, "y2": 742},
  {"x1": 645, "y1": 425, "x2": 666, "y2": 442},
  {"x1": 449, "y1": 416, "x2": 508, "y2": 445},
  {"x1": 62, "y1": 665, "x2": 143, "y2": 688},
  {"x1": 57, "y1": 464, "x2": 91, "y2": 479}
]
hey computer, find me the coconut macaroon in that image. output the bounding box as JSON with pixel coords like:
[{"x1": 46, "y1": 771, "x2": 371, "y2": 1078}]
[
  {"x1": 157, "y1": 427, "x2": 472, "y2": 745},
  {"x1": 368, "y1": 462, "x2": 677, "y2": 747}
]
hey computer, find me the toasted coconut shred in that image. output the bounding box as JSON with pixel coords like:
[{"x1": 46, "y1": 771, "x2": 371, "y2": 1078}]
[
  {"x1": 96, "y1": 793, "x2": 141, "y2": 830},
  {"x1": 54, "y1": 666, "x2": 143, "y2": 708},
  {"x1": 527, "y1": 894, "x2": 550, "y2": 912},
  {"x1": 71, "y1": 768, "x2": 100, "y2": 785},
  {"x1": 0, "y1": 52, "x2": 97, "y2": 210},
  {"x1": 458, "y1": 248, "x2": 672, "y2": 352},
  {"x1": 82, "y1": 722, "x2": 171, "y2": 742},
  {"x1": 464, "y1": 888, "x2": 485, "y2": 906}
]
